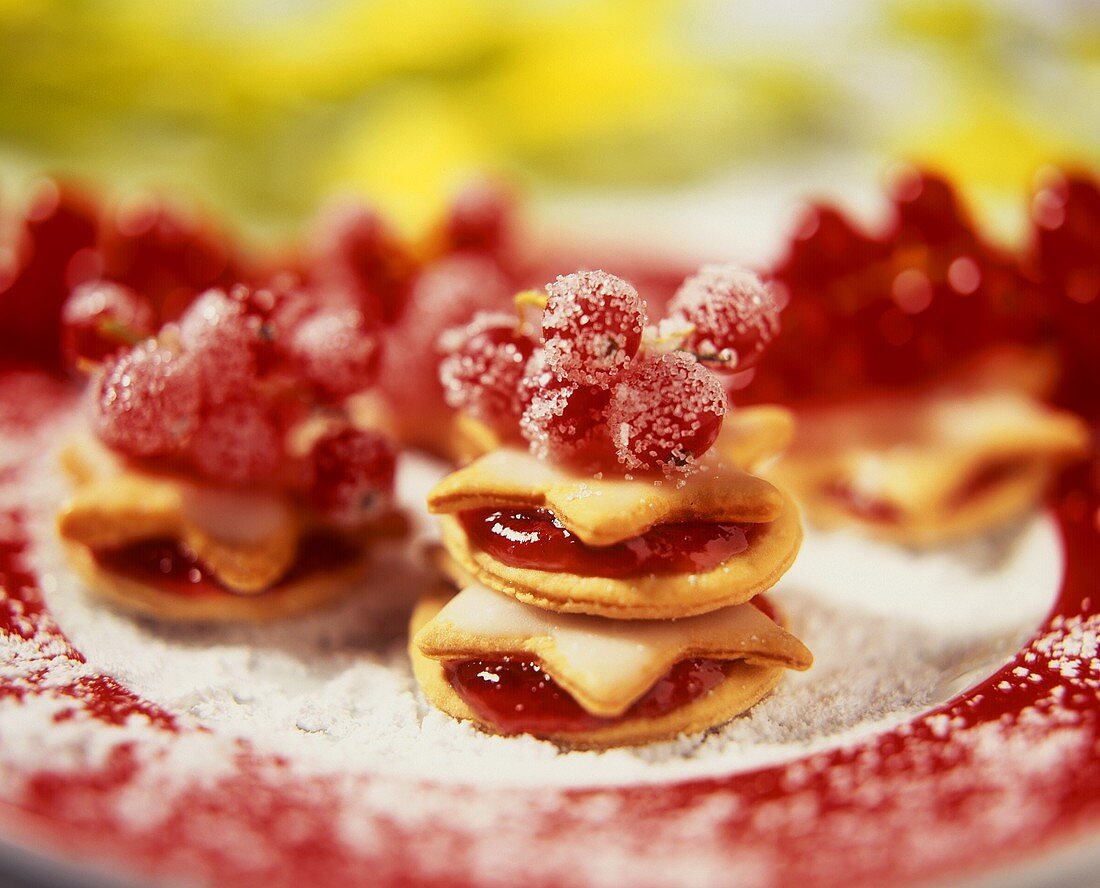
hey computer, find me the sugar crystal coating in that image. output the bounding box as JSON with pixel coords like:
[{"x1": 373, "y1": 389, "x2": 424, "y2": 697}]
[
  {"x1": 61, "y1": 281, "x2": 154, "y2": 368},
  {"x1": 542, "y1": 271, "x2": 646, "y2": 389},
  {"x1": 93, "y1": 340, "x2": 202, "y2": 457},
  {"x1": 188, "y1": 399, "x2": 281, "y2": 485},
  {"x1": 305, "y1": 424, "x2": 396, "y2": 528},
  {"x1": 439, "y1": 312, "x2": 535, "y2": 432},
  {"x1": 178, "y1": 289, "x2": 259, "y2": 406},
  {"x1": 607, "y1": 351, "x2": 727, "y2": 476},
  {"x1": 291, "y1": 308, "x2": 380, "y2": 401},
  {"x1": 520, "y1": 350, "x2": 615, "y2": 468},
  {"x1": 667, "y1": 264, "x2": 780, "y2": 372}
]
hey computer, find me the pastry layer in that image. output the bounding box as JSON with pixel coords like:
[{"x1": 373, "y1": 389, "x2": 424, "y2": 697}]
[
  {"x1": 409, "y1": 594, "x2": 793, "y2": 748},
  {"x1": 61, "y1": 537, "x2": 373, "y2": 622},
  {"x1": 428, "y1": 447, "x2": 784, "y2": 548},
  {"x1": 414, "y1": 582, "x2": 811, "y2": 716},
  {"x1": 438, "y1": 488, "x2": 802, "y2": 619}
]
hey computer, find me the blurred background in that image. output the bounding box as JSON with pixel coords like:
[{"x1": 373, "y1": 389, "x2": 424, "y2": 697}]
[{"x1": 1, "y1": 0, "x2": 1098, "y2": 260}]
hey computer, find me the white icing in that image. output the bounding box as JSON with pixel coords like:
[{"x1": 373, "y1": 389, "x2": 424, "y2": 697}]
[{"x1": 179, "y1": 484, "x2": 293, "y2": 545}]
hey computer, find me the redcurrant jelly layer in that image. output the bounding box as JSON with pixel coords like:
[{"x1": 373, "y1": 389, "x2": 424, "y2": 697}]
[
  {"x1": 444, "y1": 655, "x2": 732, "y2": 735},
  {"x1": 93, "y1": 531, "x2": 360, "y2": 598},
  {"x1": 459, "y1": 508, "x2": 752, "y2": 577}
]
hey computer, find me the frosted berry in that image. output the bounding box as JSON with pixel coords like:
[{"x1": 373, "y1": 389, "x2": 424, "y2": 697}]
[
  {"x1": 305, "y1": 424, "x2": 396, "y2": 528},
  {"x1": 520, "y1": 352, "x2": 615, "y2": 468},
  {"x1": 607, "y1": 351, "x2": 727, "y2": 476},
  {"x1": 188, "y1": 399, "x2": 281, "y2": 485},
  {"x1": 542, "y1": 271, "x2": 646, "y2": 388},
  {"x1": 178, "y1": 289, "x2": 258, "y2": 404},
  {"x1": 445, "y1": 181, "x2": 514, "y2": 254},
  {"x1": 291, "y1": 308, "x2": 380, "y2": 401},
  {"x1": 61, "y1": 281, "x2": 154, "y2": 370},
  {"x1": 667, "y1": 265, "x2": 780, "y2": 372},
  {"x1": 439, "y1": 312, "x2": 534, "y2": 432},
  {"x1": 93, "y1": 340, "x2": 201, "y2": 457},
  {"x1": 308, "y1": 201, "x2": 411, "y2": 324}
]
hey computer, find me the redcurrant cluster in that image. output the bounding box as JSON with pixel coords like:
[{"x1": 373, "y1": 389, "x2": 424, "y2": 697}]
[
  {"x1": 86, "y1": 282, "x2": 394, "y2": 529},
  {"x1": 441, "y1": 266, "x2": 782, "y2": 477}
]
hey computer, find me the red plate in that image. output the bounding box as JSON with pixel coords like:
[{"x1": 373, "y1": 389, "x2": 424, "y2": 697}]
[{"x1": 0, "y1": 362, "x2": 1097, "y2": 888}]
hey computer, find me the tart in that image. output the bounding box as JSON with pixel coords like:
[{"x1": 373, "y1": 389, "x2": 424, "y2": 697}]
[
  {"x1": 56, "y1": 283, "x2": 403, "y2": 621},
  {"x1": 412, "y1": 267, "x2": 812, "y2": 746},
  {"x1": 57, "y1": 435, "x2": 404, "y2": 622},
  {"x1": 410, "y1": 583, "x2": 811, "y2": 748},
  {"x1": 771, "y1": 348, "x2": 1089, "y2": 546},
  {"x1": 427, "y1": 412, "x2": 801, "y2": 620}
]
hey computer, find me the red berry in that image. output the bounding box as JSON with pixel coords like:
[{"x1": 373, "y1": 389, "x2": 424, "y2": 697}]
[
  {"x1": 376, "y1": 253, "x2": 511, "y2": 428},
  {"x1": 439, "y1": 312, "x2": 535, "y2": 432},
  {"x1": 98, "y1": 193, "x2": 236, "y2": 321},
  {"x1": 444, "y1": 181, "x2": 515, "y2": 255},
  {"x1": 93, "y1": 340, "x2": 202, "y2": 457},
  {"x1": 607, "y1": 351, "x2": 727, "y2": 476},
  {"x1": 308, "y1": 201, "x2": 412, "y2": 324},
  {"x1": 305, "y1": 425, "x2": 396, "y2": 528},
  {"x1": 520, "y1": 351, "x2": 615, "y2": 469},
  {"x1": 61, "y1": 281, "x2": 154, "y2": 370},
  {"x1": 188, "y1": 399, "x2": 281, "y2": 485},
  {"x1": 542, "y1": 271, "x2": 646, "y2": 388},
  {"x1": 178, "y1": 289, "x2": 259, "y2": 405},
  {"x1": 290, "y1": 308, "x2": 380, "y2": 401},
  {"x1": 667, "y1": 265, "x2": 781, "y2": 372}
]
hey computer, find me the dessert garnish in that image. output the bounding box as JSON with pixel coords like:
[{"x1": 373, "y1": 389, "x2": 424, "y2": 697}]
[
  {"x1": 414, "y1": 266, "x2": 811, "y2": 746},
  {"x1": 56, "y1": 281, "x2": 403, "y2": 621}
]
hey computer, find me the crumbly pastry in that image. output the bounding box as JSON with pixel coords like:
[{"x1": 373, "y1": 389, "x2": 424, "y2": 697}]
[
  {"x1": 414, "y1": 267, "x2": 812, "y2": 745},
  {"x1": 57, "y1": 434, "x2": 404, "y2": 621},
  {"x1": 409, "y1": 586, "x2": 811, "y2": 748},
  {"x1": 771, "y1": 349, "x2": 1089, "y2": 546},
  {"x1": 436, "y1": 501, "x2": 800, "y2": 620}
]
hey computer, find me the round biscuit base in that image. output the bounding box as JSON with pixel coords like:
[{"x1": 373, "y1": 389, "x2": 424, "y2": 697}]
[
  {"x1": 61, "y1": 540, "x2": 374, "y2": 623},
  {"x1": 408, "y1": 595, "x2": 785, "y2": 749},
  {"x1": 439, "y1": 490, "x2": 803, "y2": 620}
]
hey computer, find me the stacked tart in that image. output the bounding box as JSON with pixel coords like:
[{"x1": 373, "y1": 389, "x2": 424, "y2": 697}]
[
  {"x1": 56, "y1": 283, "x2": 403, "y2": 621},
  {"x1": 771, "y1": 347, "x2": 1090, "y2": 546},
  {"x1": 410, "y1": 268, "x2": 813, "y2": 747}
]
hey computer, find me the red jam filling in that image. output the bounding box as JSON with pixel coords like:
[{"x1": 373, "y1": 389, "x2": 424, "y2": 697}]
[
  {"x1": 947, "y1": 458, "x2": 1028, "y2": 508},
  {"x1": 445, "y1": 656, "x2": 732, "y2": 735},
  {"x1": 93, "y1": 532, "x2": 360, "y2": 598},
  {"x1": 822, "y1": 480, "x2": 903, "y2": 525},
  {"x1": 459, "y1": 508, "x2": 752, "y2": 577}
]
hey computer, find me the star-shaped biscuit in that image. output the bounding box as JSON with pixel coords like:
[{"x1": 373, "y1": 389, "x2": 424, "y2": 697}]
[
  {"x1": 772, "y1": 366, "x2": 1089, "y2": 545},
  {"x1": 57, "y1": 434, "x2": 300, "y2": 593},
  {"x1": 414, "y1": 582, "x2": 812, "y2": 718}
]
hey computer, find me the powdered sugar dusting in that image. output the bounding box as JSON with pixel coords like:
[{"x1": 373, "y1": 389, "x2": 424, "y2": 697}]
[
  {"x1": 11, "y1": 396, "x2": 1063, "y2": 788},
  {"x1": 2, "y1": 377, "x2": 1097, "y2": 888}
]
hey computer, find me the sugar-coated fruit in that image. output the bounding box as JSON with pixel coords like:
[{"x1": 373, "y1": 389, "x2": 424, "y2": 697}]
[
  {"x1": 542, "y1": 271, "x2": 646, "y2": 389},
  {"x1": 93, "y1": 340, "x2": 202, "y2": 457},
  {"x1": 439, "y1": 312, "x2": 535, "y2": 433},
  {"x1": 61, "y1": 281, "x2": 154, "y2": 370},
  {"x1": 667, "y1": 265, "x2": 780, "y2": 372},
  {"x1": 290, "y1": 308, "x2": 380, "y2": 401},
  {"x1": 188, "y1": 399, "x2": 282, "y2": 485},
  {"x1": 607, "y1": 351, "x2": 727, "y2": 476},
  {"x1": 305, "y1": 424, "x2": 396, "y2": 529},
  {"x1": 178, "y1": 289, "x2": 259, "y2": 405}
]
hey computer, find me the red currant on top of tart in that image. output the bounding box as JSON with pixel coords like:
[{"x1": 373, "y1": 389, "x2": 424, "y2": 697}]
[
  {"x1": 56, "y1": 282, "x2": 404, "y2": 622},
  {"x1": 410, "y1": 267, "x2": 811, "y2": 747},
  {"x1": 744, "y1": 168, "x2": 1091, "y2": 546}
]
